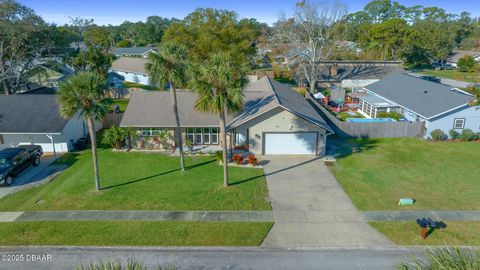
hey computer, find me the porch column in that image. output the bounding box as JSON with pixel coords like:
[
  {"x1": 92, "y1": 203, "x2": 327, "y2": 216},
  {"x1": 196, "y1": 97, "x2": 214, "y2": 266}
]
[{"x1": 46, "y1": 134, "x2": 57, "y2": 159}]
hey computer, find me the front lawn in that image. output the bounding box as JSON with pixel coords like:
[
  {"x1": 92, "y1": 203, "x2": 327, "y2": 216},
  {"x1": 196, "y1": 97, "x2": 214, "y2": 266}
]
[
  {"x1": 330, "y1": 138, "x2": 480, "y2": 210},
  {"x1": 418, "y1": 69, "x2": 480, "y2": 83},
  {"x1": 110, "y1": 98, "x2": 129, "y2": 112},
  {"x1": 0, "y1": 221, "x2": 273, "y2": 246},
  {"x1": 0, "y1": 149, "x2": 271, "y2": 211},
  {"x1": 370, "y1": 221, "x2": 480, "y2": 246}
]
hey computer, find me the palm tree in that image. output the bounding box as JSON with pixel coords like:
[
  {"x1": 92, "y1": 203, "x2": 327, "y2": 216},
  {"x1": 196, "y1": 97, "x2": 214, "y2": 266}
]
[
  {"x1": 190, "y1": 52, "x2": 248, "y2": 187},
  {"x1": 146, "y1": 42, "x2": 188, "y2": 171},
  {"x1": 57, "y1": 71, "x2": 110, "y2": 191}
]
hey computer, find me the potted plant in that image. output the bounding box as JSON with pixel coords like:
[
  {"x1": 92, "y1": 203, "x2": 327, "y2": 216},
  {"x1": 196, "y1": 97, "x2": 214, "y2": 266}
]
[
  {"x1": 247, "y1": 154, "x2": 258, "y2": 166},
  {"x1": 233, "y1": 154, "x2": 244, "y2": 165}
]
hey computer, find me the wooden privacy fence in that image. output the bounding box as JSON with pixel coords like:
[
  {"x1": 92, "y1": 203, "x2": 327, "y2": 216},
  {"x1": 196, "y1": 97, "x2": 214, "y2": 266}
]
[
  {"x1": 102, "y1": 113, "x2": 124, "y2": 128},
  {"x1": 307, "y1": 94, "x2": 425, "y2": 138}
]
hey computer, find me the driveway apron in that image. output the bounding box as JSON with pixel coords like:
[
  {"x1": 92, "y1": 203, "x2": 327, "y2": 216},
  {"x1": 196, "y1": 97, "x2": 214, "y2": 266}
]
[{"x1": 261, "y1": 156, "x2": 392, "y2": 248}]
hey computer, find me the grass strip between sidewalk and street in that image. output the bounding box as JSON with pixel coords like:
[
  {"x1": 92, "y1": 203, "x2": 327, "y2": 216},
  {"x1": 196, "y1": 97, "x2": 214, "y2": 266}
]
[
  {"x1": 0, "y1": 221, "x2": 273, "y2": 246},
  {"x1": 370, "y1": 221, "x2": 480, "y2": 246}
]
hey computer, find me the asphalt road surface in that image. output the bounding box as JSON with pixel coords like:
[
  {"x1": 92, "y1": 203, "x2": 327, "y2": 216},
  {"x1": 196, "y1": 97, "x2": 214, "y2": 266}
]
[{"x1": 0, "y1": 246, "x2": 426, "y2": 270}]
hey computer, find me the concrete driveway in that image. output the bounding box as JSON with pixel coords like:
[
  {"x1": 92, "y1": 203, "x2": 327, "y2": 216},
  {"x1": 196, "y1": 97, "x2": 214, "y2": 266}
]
[
  {"x1": 261, "y1": 156, "x2": 392, "y2": 248},
  {"x1": 0, "y1": 155, "x2": 62, "y2": 199}
]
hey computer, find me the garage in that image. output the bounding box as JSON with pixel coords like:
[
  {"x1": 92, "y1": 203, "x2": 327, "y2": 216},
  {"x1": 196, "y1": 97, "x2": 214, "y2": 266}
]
[{"x1": 264, "y1": 132, "x2": 318, "y2": 155}]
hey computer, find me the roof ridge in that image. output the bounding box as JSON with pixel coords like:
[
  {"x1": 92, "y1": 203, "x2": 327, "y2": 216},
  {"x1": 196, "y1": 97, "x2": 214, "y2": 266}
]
[{"x1": 265, "y1": 76, "x2": 281, "y2": 106}]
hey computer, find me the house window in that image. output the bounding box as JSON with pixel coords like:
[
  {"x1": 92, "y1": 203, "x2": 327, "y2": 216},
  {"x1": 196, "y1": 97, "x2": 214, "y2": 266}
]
[
  {"x1": 203, "y1": 128, "x2": 210, "y2": 144},
  {"x1": 211, "y1": 128, "x2": 219, "y2": 144},
  {"x1": 453, "y1": 118, "x2": 465, "y2": 129},
  {"x1": 186, "y1": 128, "x2": 194, "y2": 143},
  {"x1": 195, "y1": 128, "x2": 202, "y2": 144},
  {"x1": 139, "y1": 128, "x2": 163, "y2": 137}
]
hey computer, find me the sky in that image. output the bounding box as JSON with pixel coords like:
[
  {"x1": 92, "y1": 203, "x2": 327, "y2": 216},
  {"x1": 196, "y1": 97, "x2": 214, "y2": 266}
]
[{"x1": 18, "y1": 0, "x2": 480, "y2": 26}]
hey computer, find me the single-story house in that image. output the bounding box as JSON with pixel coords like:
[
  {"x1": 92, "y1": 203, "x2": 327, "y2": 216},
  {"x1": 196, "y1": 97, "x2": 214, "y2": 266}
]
[
  {"x1": 0, "y1": 94, "x2": 101, "y2": 153},
  {"x1": 359, "y1": 73, "x2": 479, "y2": 137},
  {"x1": 446, "y1": 50, "x2": 480, "y2": 67},
  {"x1": 120, "y1": 76, "x2": 333, "y2": 155},
  {"x1": 113, "y1": 47, "x2": 158, "y2": 58},
  {"x1": 26, "y1": 65, "x2": 66, "y2": 89},
  {"x1": 110, "y1": 57, "x2": 152, "y2": 86}
]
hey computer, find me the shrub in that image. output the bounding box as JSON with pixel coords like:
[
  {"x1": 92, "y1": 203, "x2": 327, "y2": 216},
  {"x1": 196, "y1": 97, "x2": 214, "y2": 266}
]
[
  {"x1": 457, "y1": 55, "x2": 475, "y2": 72},
  {"x1": 215, "y1": 151, "x2": 223, "y2": 164},
  {"x1": 430, "y1": 129, "x2": 447, "y2": 141},
  {"x1": 460, "y1": 129, "x2": 477, "y2": 141},
  {"x1": 232, "y1": 154, "x2": 244, "y2": 165},
  {"x1": 398, "y1": 246, "x2": 480, "y2": 270},
  {"x1": 449, "y1": 129, "x2": 461, "y2": 140},
  {"x1": 101, "y1": 125, "x2": 128, "y2": 149},
  {"x1": 376, "y1": 111, "x2": 403, "y2": 121},
  {"x1": 247, "y1": 154, "x2": 258, "y2": 166}
]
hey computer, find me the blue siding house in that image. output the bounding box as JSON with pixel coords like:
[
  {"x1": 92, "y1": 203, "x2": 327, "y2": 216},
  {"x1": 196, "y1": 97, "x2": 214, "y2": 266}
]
[{"x1": 358, "y1": 73, "x2": 479, "y2": 138}]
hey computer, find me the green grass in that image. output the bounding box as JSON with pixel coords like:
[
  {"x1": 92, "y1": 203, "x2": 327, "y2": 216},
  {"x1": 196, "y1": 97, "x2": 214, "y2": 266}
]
[
  {"x1": 123, "y1": 81, "x2": 162, "y2": 90},
  {"x1": 0, "y1": 221, "x2": 273, "y2": 246},
  {"x1": 110, "y1": 98, "x2": 129, "y2": 112},
  {"x1": 418, "y1": 69, "x2": 480, "y2": 83},
  {"x1": 336, "y1": 111, "x2": 363, "y2": 121},
  {"x1": 0, "y1": 148, "x2": 271, "y2": 211},
  {"x1": 330, "y1": 138, "x2": 480, "y2": 210},
  {"x1": 370, "y1": 221, "x2": 480, "y2": 246}
]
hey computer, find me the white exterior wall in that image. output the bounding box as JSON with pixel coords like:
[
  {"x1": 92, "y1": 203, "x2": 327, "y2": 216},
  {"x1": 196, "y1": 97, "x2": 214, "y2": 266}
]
[
  {"x1": 0, "y1": 116, "x2": 102, "y2": 153},
  {"x1": 111, "y1": 70, "x2": 151, "y2": 86},
  {"x1": 425, "y1": 105, "x2": 480, "y2": 138},
  {"x1": 235, "y1": 107, "x2": 328, "y2": 156}
]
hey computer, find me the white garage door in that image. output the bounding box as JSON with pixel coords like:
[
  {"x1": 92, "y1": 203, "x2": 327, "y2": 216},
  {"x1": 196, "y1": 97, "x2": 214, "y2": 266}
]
[{"x1": 264, "y1": 133, "x2": 317, "y2": 155}]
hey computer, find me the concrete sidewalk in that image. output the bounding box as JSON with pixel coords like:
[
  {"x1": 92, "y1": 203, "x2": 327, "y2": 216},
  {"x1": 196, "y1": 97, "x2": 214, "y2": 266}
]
[
  {"x1": 363, "y1": 210, "x2": 480, "y2": 221},
  {"x1": 261, "y1": 156, "x2": 392, "y2": 248},
  {"x1": 0, "y1": 210, "x2": 273, "y2": 222}
]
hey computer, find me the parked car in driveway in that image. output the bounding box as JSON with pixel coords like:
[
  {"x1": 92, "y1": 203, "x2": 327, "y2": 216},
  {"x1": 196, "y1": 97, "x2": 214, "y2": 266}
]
[{"x1": 0, "y1": 145, "x2": 43, "y2": 186}]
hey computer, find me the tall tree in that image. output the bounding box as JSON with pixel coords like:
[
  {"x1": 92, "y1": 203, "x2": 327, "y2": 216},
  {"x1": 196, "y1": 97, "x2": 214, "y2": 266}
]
[
  {"x1": 276, "y1": 0, "x2": 347, "y2": 93},
  {"x1": 190, "y1": 53, "x2": 247, "y2": 187},
  {"x1": 57, "y1": 72, "x2": 110, "y2": 191},
  {"x1": 163, "y1": 8, "x2": 261, "y2": 65},
  {"x1": 146, "y1": 42, "x2": 188, "y2": 171},
  {"x1": 0, "y1": 0, "x2": 49, "y2": 94}
]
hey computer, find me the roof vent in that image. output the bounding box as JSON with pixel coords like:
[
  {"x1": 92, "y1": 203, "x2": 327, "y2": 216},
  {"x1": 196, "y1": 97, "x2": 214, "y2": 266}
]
[{"x1": 424, "y1": 90, "x2": 428, "y2": 94}]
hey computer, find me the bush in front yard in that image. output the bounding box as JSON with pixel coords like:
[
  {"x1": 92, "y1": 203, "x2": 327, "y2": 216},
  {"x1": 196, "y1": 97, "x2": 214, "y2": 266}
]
[
  {"x1": 102, "y1": 125, "x2": 128, "y2": 149},
  {"x1": 449, "y1": 129, "x2": 461, "y2": 140},
  {"x1": 430, "y1": 129, "x2": 447, "y2": 141},
  {"x1": 247, "y1": 154, "x2": 258, "y2": 166},
  {"x1": 460, "y1": 129, "x2": 478, "y2": 141},
  {"x1": 233, "y1": 154, "x2": 244, "y2": 165},
  {"x1": 398, "y1": 246, "x2": 480, "y2": 270}
]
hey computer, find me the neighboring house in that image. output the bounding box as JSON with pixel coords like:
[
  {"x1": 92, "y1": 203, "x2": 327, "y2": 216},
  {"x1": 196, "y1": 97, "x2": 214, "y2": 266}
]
[
  {"x1": 0, "y1": 95, "x2": 101, "y2": 153},
  {"x1": 113, "y1": 47, "x2": 158, "y2": 58},
  {"x1": 120, "y1": 76, "x2": 333, "y2": 155},
  {"x1": 357, "y1": 73, "x2": 479, "y2": 137},
  {"x1": 26, "y1": 65, "x2": 66, "y2": 89},
  {"x1": 110, "y1": 57, "x2": 152, "y2": 86},
  {"x1": 446, "y1": 50, "x2": 480, "y2": 67}
]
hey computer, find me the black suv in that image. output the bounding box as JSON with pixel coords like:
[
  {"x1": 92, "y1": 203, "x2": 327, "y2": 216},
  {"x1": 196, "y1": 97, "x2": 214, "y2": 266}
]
[{"x1": 0, "y1": 145, "x2": 43, "y2": 186}]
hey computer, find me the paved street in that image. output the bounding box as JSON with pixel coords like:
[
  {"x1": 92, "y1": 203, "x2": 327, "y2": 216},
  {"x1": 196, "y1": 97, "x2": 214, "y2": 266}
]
[
  {"x1": 408, "y1": 72, "x2": 471, "y2": 88},
  {"x1": 261, "y1": 156, "x2": 392, "y2": 248},
  {"x1": 0, "y1": 246, "x2": 424, "y2": 270},
  {"x1": 0, "y1": 155, "x2": 63, "y2": 199}
]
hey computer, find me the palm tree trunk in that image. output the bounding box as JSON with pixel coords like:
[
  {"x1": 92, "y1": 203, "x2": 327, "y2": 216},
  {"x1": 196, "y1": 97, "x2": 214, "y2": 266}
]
[
  {"x1": 87, "y1": 116, "x2": 101, "y2": 191},
  {"x1": 169, "y1": 82, "x2": 185, "y2": 171},
  {"x1": 219, "y1": 109, "x2": 229, "y2": 187}
]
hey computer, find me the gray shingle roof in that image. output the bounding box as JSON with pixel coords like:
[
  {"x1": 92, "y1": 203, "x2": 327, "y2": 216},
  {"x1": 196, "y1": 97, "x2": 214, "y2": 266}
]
[
  {"x1": 113, "y1": 47, "x2": 157, "y2": 56},
  {"x1": 111, "y1": 57, "x2": 148, "y2": 74},
  {"x1": 0, "y1": 95, "x2": 69, "y2": 134},
  {"x1": 121, "y1": 77, "x2": 332, "y2": 132},
  {"x1": 365, "y1": 73, "x2": 474, "y2": 119},
  {"x1": 120, "y1": 91, "x2": 226, "y2": 128},
  {"x1": 227, "y1": 77, "x2": 333, "y2": 132}
]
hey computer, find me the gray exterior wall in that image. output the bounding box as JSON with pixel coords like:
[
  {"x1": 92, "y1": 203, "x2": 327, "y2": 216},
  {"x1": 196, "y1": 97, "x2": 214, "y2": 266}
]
[
  {"x1": 426, "y1": 105, "x2": 480, "y2": 138},
  {"x1": 234, "y1": 107, "x2": 328, "y2": 156}
]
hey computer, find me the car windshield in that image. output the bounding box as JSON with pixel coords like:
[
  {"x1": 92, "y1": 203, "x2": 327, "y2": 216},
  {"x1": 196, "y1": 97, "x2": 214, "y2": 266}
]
[{"x1": 0, "y1": 158, "x2": 10, "y2": 167}]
